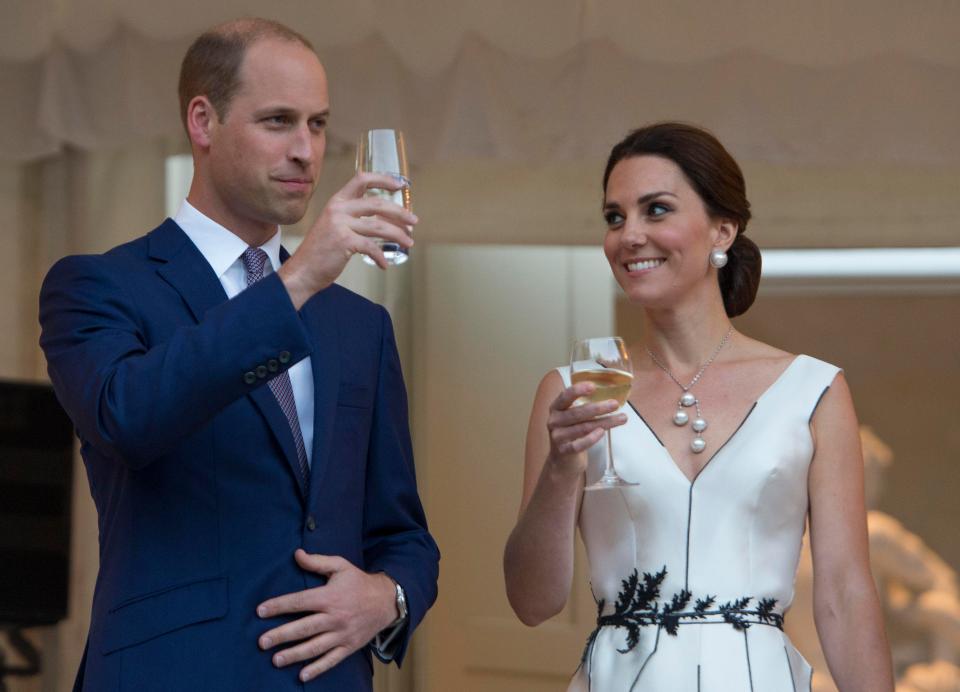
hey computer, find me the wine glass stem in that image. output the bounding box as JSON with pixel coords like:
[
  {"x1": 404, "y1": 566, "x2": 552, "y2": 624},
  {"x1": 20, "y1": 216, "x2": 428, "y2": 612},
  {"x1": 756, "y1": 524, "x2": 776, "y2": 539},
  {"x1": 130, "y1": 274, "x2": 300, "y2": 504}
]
[{"x1": 602, "y1": 428, "x2": 618, "y2": 481}]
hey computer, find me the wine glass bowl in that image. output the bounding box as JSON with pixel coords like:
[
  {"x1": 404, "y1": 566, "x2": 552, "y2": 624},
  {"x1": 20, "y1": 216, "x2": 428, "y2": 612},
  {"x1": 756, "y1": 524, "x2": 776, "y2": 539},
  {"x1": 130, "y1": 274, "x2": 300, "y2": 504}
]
[{"x1": 356, "y1": 129, "x2": 411, "y2": 267}]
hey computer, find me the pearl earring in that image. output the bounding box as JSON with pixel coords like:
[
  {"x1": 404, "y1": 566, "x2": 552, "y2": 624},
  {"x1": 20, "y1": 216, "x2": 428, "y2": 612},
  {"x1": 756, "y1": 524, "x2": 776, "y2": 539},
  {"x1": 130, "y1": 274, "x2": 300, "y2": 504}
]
[{"x1": 709, "y1": 249, "x2": 728, "y2": 268}]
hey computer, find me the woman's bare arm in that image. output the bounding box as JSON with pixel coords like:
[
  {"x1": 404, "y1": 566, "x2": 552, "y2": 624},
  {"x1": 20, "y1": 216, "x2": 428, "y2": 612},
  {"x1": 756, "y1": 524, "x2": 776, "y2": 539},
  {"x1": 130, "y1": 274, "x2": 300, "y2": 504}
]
[
  {"x1": 503, "y1": 371, "x2": 625, "y2": 625},
  {"x1": 808, "y1": 373, "x2": 894, "y2": 692}
]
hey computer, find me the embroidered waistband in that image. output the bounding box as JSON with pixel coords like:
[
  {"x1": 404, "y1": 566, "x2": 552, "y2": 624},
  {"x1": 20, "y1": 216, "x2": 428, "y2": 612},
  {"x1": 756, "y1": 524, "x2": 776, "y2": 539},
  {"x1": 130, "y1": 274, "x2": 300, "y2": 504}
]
[{"x1": 583, "y1": 567, "x2": 783, "y2": 664}]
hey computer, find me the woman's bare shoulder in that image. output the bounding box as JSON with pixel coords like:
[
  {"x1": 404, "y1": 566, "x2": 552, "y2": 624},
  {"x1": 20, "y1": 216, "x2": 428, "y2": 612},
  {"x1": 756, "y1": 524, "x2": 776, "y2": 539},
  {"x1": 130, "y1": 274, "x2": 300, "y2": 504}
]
[{"x1": 729, "y1": 333, "x2": 795, "y2": 366}]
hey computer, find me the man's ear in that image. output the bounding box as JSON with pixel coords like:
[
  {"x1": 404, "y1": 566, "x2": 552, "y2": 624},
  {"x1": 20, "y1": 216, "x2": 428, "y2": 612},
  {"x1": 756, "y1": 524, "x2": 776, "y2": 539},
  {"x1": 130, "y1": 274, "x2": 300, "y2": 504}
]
[{"x1": 185, "y1": 96, "x2": 218, "y2": 149}]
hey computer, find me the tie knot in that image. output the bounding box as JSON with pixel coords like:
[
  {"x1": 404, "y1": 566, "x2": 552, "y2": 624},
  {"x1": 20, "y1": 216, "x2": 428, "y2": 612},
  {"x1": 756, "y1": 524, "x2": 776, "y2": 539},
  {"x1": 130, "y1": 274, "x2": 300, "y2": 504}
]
[{"x1": 241, "y1": 247, "x2": 270, "y2": 285}]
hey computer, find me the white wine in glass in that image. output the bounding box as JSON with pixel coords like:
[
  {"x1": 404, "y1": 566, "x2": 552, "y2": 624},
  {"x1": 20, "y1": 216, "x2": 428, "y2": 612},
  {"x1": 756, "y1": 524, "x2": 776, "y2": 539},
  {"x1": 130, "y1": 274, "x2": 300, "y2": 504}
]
[
  {"x1": 356, "y1": 128, "x2": 411, "y2": 267},
  {"x1": 570, "y1": 337, "x2": 636, "y2": 490}
]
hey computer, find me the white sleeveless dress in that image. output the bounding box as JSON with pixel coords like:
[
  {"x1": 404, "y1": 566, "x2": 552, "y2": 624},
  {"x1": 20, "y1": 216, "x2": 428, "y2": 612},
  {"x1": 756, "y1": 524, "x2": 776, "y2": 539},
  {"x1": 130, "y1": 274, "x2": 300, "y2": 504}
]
[{"x1": 560, "y1": 354, "x2": 839, "y2": 692}]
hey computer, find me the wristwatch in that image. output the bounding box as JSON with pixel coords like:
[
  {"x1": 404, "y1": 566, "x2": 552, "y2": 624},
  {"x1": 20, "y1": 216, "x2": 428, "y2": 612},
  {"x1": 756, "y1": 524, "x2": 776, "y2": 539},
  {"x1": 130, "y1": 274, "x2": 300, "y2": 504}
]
[{"x1": 388, "y1": 581, "x2": 408, "y2": 628}]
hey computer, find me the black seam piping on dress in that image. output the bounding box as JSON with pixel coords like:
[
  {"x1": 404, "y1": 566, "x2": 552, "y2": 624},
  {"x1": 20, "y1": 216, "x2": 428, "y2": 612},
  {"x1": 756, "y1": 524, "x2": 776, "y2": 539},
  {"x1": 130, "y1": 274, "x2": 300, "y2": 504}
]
[
  {"x1": 685, "y1": 482, "x2": 694, "y2": 589},
  {"x1": 629, "y1": 401, "x2": 665, "y2": 446},
  {"x1": 744, "y1": 630, "x2": 755, "y2": 692},
  {"x1": 691, "y1": 401, "x2": 758, "y2": 485},
  {"x1": 628, "y1": 625, "x2": 661, "y2": 692},
  {"x1": 586, "y1": 631, "x2": 594, "y2": 692},
  {"x1": 784, "y1": 645, "x2": 798, "y2": 692},
  {"x1": 808, "y1": 385, "x2": 831, "y2": 424},
  {"x1": 685, "y1": 400, "x2": 757, "y2": 587}
]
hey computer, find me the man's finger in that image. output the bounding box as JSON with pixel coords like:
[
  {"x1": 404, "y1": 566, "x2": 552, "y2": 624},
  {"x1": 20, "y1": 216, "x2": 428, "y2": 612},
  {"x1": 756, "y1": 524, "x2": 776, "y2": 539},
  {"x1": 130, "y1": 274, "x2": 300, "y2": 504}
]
[
  {"x1": 336, "y1": 171, "x2": 409, "y2": 201},
  {"x1": 349, "y1": 217, "x2": 414, "y2": 248},
  {"x1": 299, "y1": 645, "x2": 352, "y2": 683},
  {"x1": 351, "y1": 240, "x2": 389, "y2": 270},
  {"x1": 259, "y1": 612, "x2": 333, "y2": 650},
  {"x1": 341, "y1": 196, "x2": 418, "y2": 228},
  {"x1": 257, "y1": 587, "x2": 315, "y2": 618},
  {"x1": 294, "y1": 549, "x2": 349, "y2": 575},
  {"x1": 270, "y1": 631, "x2": 341, "y2": 668}
]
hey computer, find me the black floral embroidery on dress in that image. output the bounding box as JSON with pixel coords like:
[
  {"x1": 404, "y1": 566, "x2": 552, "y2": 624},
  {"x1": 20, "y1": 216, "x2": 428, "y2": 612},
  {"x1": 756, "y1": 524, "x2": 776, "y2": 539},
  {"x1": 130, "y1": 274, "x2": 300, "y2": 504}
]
[
  {"x1": 581, "y1": 567, "x2": 784, "y2": 665},
  {"x1": 719, "y1": 596, "x2": 753, "y2": 630}
]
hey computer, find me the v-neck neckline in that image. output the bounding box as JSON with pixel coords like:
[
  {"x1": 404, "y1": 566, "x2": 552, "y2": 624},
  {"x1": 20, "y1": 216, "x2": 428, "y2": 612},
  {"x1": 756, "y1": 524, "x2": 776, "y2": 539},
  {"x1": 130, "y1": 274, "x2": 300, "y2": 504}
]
[{"x1": 626, "y1": 354, "x2": 805, "y2": 485}]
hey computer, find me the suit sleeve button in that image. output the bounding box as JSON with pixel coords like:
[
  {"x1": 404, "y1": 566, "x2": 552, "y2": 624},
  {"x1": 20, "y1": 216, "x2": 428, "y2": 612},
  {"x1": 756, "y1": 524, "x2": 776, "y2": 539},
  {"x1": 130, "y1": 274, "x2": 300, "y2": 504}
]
[
  {"x1": 267, "y1": 359, "x2": 279, "y2": 372},
  {"x1": 256, "y1": 365, "x2": 268, "y2": 378},
  {"x1": 306, "y1": 516, "x2": 317, "y2": 531},
  {"x1": 243, "y1": 371, "x2": 257, "y2": 385},
  {"x1": 279, "y1": 351, "x2": 291, "y2": 364}
]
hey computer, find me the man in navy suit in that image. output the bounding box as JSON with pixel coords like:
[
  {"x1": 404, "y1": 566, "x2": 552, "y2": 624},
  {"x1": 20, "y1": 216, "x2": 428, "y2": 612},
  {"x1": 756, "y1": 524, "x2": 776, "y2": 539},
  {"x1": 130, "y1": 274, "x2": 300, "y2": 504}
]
[{"x1": 39, "y1": 17, "x2": 439, "y2": 691}]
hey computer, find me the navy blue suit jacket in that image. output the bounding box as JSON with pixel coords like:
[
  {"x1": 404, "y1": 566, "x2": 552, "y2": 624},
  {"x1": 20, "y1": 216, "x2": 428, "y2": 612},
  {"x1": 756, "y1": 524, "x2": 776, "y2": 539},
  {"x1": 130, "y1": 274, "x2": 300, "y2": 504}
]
[{"x1": 38, "y1": 220, "x2": 439, "y2": 691}]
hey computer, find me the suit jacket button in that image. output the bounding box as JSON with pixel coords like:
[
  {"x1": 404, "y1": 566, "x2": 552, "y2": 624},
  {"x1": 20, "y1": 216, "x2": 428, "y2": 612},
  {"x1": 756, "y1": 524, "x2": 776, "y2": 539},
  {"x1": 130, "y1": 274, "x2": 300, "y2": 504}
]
[
  {"x1": 306, "y1": 516, "x2": 317, "y2": 531},
  {"x1": 256, "y1": 365, "x2": 268, "y2": 379},
  {"x1": 279, "y1": 351, "x2": 291, "y2": 364},
  {"x1": 267, "y1": 359, "x2": 279, "y2": 373},
  {"x1": 243, "y1": 371, "x2": 257, "y2": 384}
]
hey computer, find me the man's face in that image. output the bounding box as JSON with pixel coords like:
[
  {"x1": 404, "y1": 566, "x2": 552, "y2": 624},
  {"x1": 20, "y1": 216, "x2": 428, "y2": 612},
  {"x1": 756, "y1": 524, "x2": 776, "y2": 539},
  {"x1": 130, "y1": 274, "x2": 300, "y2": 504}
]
[{"x1": 204, "y1": 38, "x2": 329, "y2": 237}]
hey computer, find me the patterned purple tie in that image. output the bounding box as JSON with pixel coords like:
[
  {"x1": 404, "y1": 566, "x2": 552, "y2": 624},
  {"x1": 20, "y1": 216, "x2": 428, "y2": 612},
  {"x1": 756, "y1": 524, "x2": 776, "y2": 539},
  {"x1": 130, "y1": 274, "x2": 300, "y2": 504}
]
[{"x1": 241, "y1": 247, "x2": 310, "y2": 491}]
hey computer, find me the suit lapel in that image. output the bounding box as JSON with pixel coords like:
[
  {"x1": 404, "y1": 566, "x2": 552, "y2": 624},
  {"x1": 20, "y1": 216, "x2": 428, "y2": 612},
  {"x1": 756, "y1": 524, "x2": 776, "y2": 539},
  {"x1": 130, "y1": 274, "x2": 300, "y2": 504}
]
[
  {"x1": 248, "y1": 385, "x2": 305, "y2": 498},
  {"x1": 151, "y1": 220, "x2": 227, "y2": 323},
  {"x1": 299, "y1": 289, "x2": 340, "y2": 495},
  {"x1": 150, "y1": 221, "x2": 306, "y2": 499}
]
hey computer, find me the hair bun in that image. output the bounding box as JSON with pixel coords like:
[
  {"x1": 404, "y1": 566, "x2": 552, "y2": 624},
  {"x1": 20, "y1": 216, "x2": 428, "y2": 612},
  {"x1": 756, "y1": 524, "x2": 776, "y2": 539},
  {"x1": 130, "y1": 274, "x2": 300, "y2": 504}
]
[{"x1": 720, "y1": 234, "x2": 761, "y2": 318}]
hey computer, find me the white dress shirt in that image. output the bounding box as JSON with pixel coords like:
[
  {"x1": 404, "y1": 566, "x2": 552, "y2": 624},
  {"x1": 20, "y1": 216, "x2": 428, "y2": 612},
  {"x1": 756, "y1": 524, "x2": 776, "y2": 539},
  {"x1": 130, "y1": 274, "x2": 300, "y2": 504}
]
[{"x1": 174, "y1": 200, "x2": 315, "y2": 466}]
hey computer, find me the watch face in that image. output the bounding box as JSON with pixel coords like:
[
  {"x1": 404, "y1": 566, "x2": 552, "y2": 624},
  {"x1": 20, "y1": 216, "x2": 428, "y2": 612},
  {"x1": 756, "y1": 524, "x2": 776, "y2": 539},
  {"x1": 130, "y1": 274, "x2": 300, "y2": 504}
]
[{"x1": 396, "y1": 583, "x2": 408, "y2": 620}]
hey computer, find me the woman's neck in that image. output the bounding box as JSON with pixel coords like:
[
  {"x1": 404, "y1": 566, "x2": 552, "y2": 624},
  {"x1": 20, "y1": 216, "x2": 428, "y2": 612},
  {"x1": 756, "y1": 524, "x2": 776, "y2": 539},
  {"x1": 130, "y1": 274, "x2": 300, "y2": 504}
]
[{"x1": 640, "y1": 296, "x2": 734, "y2": 373}]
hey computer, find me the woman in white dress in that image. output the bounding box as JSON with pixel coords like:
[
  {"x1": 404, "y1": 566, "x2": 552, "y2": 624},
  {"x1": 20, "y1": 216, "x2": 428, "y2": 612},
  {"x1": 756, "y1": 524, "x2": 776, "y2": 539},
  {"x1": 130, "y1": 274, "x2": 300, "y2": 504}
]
[{"x1": 503, "y1": 123, "x2": 894, "y2": 691}]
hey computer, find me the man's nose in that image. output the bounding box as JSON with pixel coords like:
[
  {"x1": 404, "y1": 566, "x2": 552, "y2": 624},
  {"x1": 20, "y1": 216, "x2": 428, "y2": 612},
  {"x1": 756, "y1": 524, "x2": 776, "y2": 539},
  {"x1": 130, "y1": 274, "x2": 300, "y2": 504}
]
[{"x1": 288, "y1": 124, "x2": 314, "y2": 164}]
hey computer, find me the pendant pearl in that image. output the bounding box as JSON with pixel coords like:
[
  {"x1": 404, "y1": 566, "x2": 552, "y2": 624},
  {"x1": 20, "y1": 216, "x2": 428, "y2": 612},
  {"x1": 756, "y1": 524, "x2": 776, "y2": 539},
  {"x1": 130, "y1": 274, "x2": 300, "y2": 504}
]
[{"x1": 646, "y1": 328, "x2": 733, "y2": 461}]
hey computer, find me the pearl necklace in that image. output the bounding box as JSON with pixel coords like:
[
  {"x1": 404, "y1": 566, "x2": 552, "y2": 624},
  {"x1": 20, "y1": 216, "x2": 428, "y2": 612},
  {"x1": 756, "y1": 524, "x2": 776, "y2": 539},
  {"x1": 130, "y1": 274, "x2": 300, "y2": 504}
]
[{"x1": 645, "y1": 328, "x2": 733, "y2": 454}]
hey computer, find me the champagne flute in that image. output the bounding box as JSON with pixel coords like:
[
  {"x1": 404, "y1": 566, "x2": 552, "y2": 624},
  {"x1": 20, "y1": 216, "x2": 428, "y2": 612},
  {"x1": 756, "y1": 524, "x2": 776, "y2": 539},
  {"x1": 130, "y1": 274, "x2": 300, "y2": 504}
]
[
  {"x1": 570, "y1": 337, "x2": 636, "y2": 490},
  {"x1": 356, "y1": 129, "x2": 412, "y2": 266}
]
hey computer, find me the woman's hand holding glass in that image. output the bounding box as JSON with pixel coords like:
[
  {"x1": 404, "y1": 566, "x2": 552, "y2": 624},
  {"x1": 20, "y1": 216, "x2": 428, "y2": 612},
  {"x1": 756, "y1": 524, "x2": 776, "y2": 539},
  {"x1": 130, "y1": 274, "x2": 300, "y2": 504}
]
[
  {"x1": 569, "y1": 336, "x2": 635, "y2": 489},
  {"x1": 545, "y1": 382, "x2": 627, "y2": 480}
]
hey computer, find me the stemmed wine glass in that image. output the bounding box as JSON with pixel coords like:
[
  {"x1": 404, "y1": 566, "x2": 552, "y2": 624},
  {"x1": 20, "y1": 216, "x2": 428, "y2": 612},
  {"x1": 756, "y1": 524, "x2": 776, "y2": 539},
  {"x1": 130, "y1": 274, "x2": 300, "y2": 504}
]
[
  {"x1": 570, "y1": 337, "x2": 636, "y2": 490},
  {"x1": 356, "y1": 128, "x2": 412, "y2": 266}
]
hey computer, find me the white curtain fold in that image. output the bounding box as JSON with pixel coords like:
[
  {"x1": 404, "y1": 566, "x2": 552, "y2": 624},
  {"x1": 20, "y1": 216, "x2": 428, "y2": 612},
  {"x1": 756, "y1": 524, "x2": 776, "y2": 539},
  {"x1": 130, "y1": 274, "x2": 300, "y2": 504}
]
[{"x1": 1, "y1": 1, "x2": 958, "y2": 165}]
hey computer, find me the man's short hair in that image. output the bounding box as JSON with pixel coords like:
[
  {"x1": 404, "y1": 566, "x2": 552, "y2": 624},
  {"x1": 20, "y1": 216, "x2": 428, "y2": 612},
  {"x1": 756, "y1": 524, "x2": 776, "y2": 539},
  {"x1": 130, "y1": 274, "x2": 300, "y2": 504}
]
[{"x1": 178, "y1": 18, "x2": 315, "y2": 131}]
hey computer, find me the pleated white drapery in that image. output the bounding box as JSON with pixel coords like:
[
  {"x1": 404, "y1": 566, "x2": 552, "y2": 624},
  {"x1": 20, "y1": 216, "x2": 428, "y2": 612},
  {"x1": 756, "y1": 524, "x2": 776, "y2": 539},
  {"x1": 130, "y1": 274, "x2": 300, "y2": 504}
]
[{"x1": 1, "y1": 0, "x2": 959, "y2": 164}]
